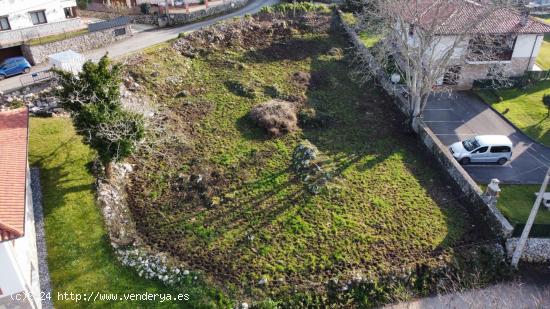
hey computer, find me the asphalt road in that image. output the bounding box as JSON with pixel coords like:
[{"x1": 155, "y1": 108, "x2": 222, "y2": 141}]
[
  {"x1": 0, "y1": 0, "x2": 278, "y2": 92},
  {"x1": 424, "y1": 91, "x2": 550, "y2": 184}
]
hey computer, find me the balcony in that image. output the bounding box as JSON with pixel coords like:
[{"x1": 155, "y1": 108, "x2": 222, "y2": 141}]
[{"x1": 465, "y1": 34, "x2": 515, "y2": 64}]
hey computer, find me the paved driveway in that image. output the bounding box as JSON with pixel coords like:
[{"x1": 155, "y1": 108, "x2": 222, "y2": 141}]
[
  {"x1": 424, "y1": 91, "x2": 550, "y2": 184},
  {"x1": 0, "y1": 0, "x2": 278, "y2": 92}
]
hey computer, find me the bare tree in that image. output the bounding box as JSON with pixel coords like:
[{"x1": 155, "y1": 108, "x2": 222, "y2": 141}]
[{"x1": 353, "y1": 0, "x2": 522, "y2": 127}]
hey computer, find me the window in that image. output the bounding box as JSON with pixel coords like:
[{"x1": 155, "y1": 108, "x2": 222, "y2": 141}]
[
  {"x1": 30, "y1": 10, "x2": 47, "y2": 25},
  {"x1": 0, "y1": 16, "x2": 10, "y2": 31},
  {"x1": 490, "y1": 146, "x2": 511, "y2": 153},
  {"x1": 443, "y1": 66, "x2": 461, "y2": 85},
  {"x1": 113, "y1": 28, "x2": 126, "y2": 36},
  {"x1": 64, "y1": 7, "x2": 76, "y2": 18},
  {"x1": 473, "y1": 146, "x2": 488, "y2": 154}
]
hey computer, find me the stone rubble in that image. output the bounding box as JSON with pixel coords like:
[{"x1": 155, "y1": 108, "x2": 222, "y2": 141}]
[
  {"x1": 506, "y1": 238, "x2": 550, "y2": 263},
  {"x1": 0, "y1": 81, "x2": 67, "y2": 116}
]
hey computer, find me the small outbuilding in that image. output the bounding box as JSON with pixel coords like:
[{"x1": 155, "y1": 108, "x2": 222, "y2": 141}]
[{"x1": 48, "y1": 50, "x2": 85, "y2": 75}]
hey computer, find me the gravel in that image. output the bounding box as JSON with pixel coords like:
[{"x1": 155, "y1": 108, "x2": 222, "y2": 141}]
[{"x1": 31, "y1": 168, "x2": 54, "y2": 309}]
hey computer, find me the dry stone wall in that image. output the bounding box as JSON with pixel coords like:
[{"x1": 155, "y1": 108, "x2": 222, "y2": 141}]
[{"x1": 21, "y1": 25, "x2": 132, "y2": 65}]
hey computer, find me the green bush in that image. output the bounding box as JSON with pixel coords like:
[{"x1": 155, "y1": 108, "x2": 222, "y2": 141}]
[
  {"x1": 77, "y1": 0, "x2": 88, "y2": 9},
  {"x1": 260, "y1": 3, "x2": 330, "y2": 14},
  {"x1": 543, "y1": 93, "x2": 550, "y2": 117},
  {"x1": 140, "y1": 3, "x2": 151, "y2": 14},
  {"x1": 54, "y1": 55, "x2": 145, "y2": 172}
]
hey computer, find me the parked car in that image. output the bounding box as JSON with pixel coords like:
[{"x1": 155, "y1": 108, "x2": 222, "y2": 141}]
[
  {"x1": 0, "y1": 57, "x2": 32, "y2": 80},
  {"x1": 449, "y1": 135, "x2": 513, "y2": 165}
]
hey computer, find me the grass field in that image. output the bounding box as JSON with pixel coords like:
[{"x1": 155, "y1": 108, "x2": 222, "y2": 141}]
[
  {"x1": 123, "y1": 12, "x2": 480, "y2": 303},
  {"x1": 496, "y1": 185, "x2": 550, "y2": 225},
  {"x1": 535, "y1": 15, "x2": 550, "y2": 70},
  {"x1": 26, "y1": 28, "x2": 89, "y2": 46},
  {"x1": 536, "y1": 35, "x2": 550, "y2": 70},
  {"x1": 29, "y1": 118, "x2": 227, "y2": 308},
  {"x1": 476, "y1": 80, "x2": 550, "y2": 147}
]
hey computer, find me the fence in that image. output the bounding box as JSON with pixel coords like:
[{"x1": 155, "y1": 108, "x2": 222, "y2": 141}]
[
  {"x1": 88, "y1": 17, "x2": 130, "y2": 32},
  {"x1": 19, "y1": 70, "x2": 53, "y2": 87},
  {"x1": 473, "y1": 70, "x2": 550, "y2": 89}
]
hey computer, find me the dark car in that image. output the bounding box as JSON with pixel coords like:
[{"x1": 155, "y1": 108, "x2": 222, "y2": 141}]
[{"x1": 0, "y1": 57, "x2": 32, "y2": 80}]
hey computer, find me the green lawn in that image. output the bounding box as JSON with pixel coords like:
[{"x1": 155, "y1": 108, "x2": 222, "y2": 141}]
[
  {"x1": 497, "y1": 185, "x2": 550, "y2": 225},
  {"x1": 535, "y1": 15, "x2": 550, "y2": 70},
  {"x1": 536, "y1": 35, "x2": 550, "y2": 70},
  {"x1": 124, "y1": 12, "x2": 478, "y2": 303},
  {"x1": 340, "y1": 12, "x2": 381, "y2": 48},
  {"x1": 29, "y1": 118, "x2": 227, "y2": 308},
  {"x1": 26, "y1": 28, "x2": 89, "y2": 46},
  {"x1": 476, "y1": 80, "x2": 550, "y2": 147}
]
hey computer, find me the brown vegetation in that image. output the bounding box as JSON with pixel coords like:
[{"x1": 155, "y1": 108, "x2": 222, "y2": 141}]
[{"x1": 249, "y1": 99, "x2": 298, "y2": 136}]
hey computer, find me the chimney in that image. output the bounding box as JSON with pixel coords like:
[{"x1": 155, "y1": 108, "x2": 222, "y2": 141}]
[{"x1": 520, "y1": 9, "x2": 530, "y2": 27}]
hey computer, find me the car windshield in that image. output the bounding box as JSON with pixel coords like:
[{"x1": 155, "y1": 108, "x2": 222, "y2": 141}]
[{"x1": 462, "y1": 137, "x2": 480, "y2": 151}]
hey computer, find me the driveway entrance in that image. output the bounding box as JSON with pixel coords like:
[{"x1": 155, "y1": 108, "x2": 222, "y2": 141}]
[{"x1": 424, "y1": 91, "x2": 550, "y2": 184}]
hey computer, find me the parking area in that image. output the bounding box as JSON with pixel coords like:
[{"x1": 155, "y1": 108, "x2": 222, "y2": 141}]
[{"x1": 424, "y1": 91, "x2": 550, "y2": 184}]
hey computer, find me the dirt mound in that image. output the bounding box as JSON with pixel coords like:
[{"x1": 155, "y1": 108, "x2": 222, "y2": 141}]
[
  {"x1": 172, "y1": 18, "x2": 292, "y2": 58},
  {"x1": 249, "y1": 99, "x2": 298, "y2": 137}
]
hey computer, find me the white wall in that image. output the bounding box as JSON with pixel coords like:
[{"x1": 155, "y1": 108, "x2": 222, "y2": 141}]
[
  {"x1": 0, "y1": 169, "x2": 40, "y2": 308},
  {"x1": 512, "y1": 34, "x2": 544, "y2": 58},
  {"x1": 431, "y1": 35, "x2": 469, "y2": 60},
  {"x1": 0, "y1": 0, "x2": 77, "y2": 31}
]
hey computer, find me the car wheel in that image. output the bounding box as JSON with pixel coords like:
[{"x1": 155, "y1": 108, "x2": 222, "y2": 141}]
[
  {"x1": 0, "y1": 74, "x2": 5, "y2": 80},
  {"x1": 497, "y1": 158, "x2": 507, "y2": 165},
  {"x1": 460, "y1": 157, "x2": 470, "y2": 165},
  {"x1": 23, "y1": 67, "x2": 30, "y2": 73}
]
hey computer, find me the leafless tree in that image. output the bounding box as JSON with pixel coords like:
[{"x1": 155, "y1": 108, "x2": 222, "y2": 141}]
[{"x1": 351, "y1": 0, "x2": 522, "y2": 127}]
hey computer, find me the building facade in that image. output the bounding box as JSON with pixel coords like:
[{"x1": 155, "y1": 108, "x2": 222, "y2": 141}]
[
  {"x1": 0, "y1": 0, "x2": 81, "y2": 62},
  {"x1": 0, "y1": 108, "x2": 41, "y2": 309},
  {"x1": 399, "y1": 1, "x2": 550, "y2": 89},
  {"x1": 436, "y1": 32, "x2": 547, "y2": 89}
]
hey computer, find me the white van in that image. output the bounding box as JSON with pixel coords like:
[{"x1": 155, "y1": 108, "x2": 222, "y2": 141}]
[{"x1": 449, "y1": 135, "x2": 513, "y2": 165}]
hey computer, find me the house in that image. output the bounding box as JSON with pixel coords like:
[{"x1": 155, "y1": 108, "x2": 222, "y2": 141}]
[
  {"x1": 399, "y1": 0, "x2": 550, "y2": 89},
  {"x1": 0, "y1": 0, "x2": 82, "y2": 63},
  {"x1": 89, "y1": 0, "x2": 138, "y2": 8},
  {"x1": 0, "y1": 108, "x2": 41, "y2": 309},
  {"x1": 530, "y1": 0, "x2": 550, "y2": 7}
]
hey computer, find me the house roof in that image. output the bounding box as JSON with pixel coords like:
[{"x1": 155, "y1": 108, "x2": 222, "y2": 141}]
[
  {"x1": 399, "y1": 0, "x2": 550, "y2": 35},
  {"x1": 0, "y1": 108, "x2": 29, "y2": 242}
]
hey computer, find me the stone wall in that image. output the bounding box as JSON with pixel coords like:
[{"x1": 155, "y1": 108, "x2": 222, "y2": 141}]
[
  {"x1": 78, "y1": 0, "x2": 250, "y2": 27},
  {"x1": 0, "y1": 19, "x2": 84, "y2": 48},
  {"x1": 453, "y1": 57, "x2": 534, "y2": 89},
  {"x1": 21, "y1": 25, "x2": 133, "y2": 65},
  {"x1": 78, "y1": 9, "x2": 158, "y2": 25},
  {"x1": 506, "y1": 238, "x2": 550, "y2": 263},
  {"x1": 338, "y1": 10, "x2": 514, "y2": 239},
  {"x1": 168, "y1": 0, "x2": 249, "y2": 26}
]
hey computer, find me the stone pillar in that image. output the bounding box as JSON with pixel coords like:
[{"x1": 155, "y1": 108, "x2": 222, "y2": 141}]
[{"x1": 482, "y1": 178, "x2": 501, "y2": 207}]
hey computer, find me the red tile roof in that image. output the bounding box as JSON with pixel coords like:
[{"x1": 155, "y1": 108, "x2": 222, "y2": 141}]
[
  {"x1": 0, "y1": 108, "x2": 29, "y2": 242},
  {"x1": 397, "y1": 0, "x2": 550, "y2": 35}
]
